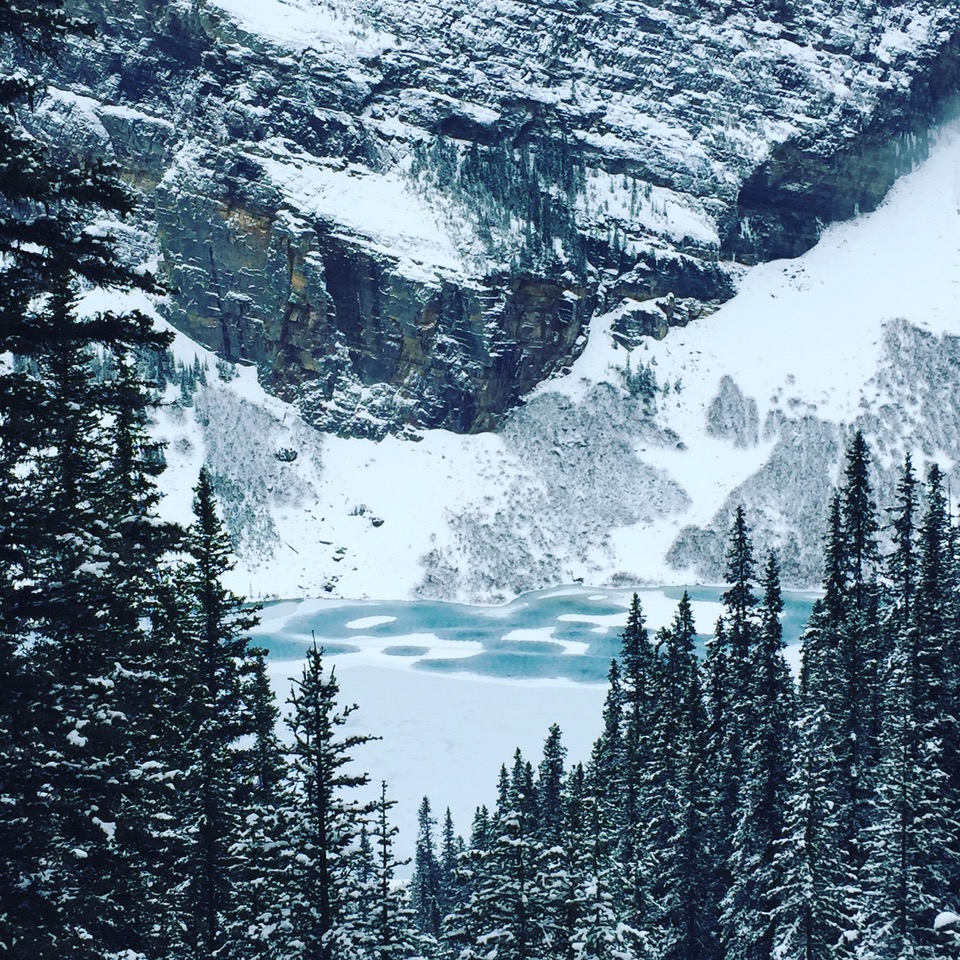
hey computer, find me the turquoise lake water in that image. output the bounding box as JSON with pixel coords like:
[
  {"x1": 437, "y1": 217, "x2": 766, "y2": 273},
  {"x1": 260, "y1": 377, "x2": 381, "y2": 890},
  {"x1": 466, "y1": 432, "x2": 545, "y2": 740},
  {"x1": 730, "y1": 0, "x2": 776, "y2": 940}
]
[{"x1": 251, "y1": 585, "x2": 819, "y2": 684}]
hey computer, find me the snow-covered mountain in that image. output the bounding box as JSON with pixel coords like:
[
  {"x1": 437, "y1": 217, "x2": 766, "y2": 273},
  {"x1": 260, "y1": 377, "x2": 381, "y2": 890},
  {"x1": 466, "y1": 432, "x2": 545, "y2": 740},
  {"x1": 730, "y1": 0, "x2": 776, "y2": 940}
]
[
  {"x1": 30, "y1": 0, "x2": 960, "y2": 599},
  {"x1": 109, "y1": 116, "x2": 960, "y2": 601}
]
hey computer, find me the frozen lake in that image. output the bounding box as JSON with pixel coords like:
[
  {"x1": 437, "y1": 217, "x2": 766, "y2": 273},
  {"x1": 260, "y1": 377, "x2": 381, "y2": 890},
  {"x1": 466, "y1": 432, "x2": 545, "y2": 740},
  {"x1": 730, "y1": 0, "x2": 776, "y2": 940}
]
[
  {"x1": 252, "y1": 584, "x2": 818, "y2": 679},
  {"x1": 254, "y1": 585, "x2": 817, "y2": 867}
]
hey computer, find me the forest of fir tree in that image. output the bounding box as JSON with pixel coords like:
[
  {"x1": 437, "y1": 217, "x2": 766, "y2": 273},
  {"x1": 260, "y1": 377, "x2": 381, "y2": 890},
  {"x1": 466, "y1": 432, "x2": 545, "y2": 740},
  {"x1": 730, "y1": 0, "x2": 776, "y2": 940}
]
[{"x1": 2, "y1": 3, "x2": 960, "y2": 960}]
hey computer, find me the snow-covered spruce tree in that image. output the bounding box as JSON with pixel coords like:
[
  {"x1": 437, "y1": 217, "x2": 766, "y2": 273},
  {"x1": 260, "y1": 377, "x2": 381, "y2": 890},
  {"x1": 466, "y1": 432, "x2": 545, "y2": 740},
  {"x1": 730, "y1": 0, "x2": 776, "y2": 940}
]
[
  {"x1": 859, "y1": 464, "x2": 960, "y2": 960},
  {"x1": 14, "y1": 287, "x2": 171, "y2": 960},
  {"x1": 446, "y1": 750, "x2": 549, "y2": 960},
  {"x1": 326, "y1": 781, "x2": 417, "y2": 960},
  {"x1": 769, "y1": 704, "x2": 849, "y2": 960},
  {"x1": 0, "y1": 4, "x2": 175, "y2": 951},
  {"x1": 943, "y1": 493, "x2": 960, "y2": 909},
  {"x1": 837, "y1": 430, "x2": 884, "y2": 826},
  {"x1": 0, "y1": 0, "x2": 163, "y2": 639},
  {"x1": 534, "y1": 724, "x2": 571, "y2": 960},
  {"x1": 558, "y1": 762, "x2": 589, "y2": 960},
  {"x1": 369, "y1": 782, "x2": 418, "y2": 960},
  {"x1": 885, "y1": 454, "x2": 919, "y2": 643},
  {"x1": 697, "y1": 510, "x2": 762, "y2": 960},
  {"x1": 713, "y1": 507, "x2": 760, "y2": 846},
  {"x1": 799, "y1": 495, "x2": 846, "y2": 700},
  {"x1": 914, "y1": 464, "x2": 959, "y2": 834},
  {"x1": 441, "y1": 804, "x2": 496, "y2": 959},
  {"x1": 581, "y1": 656, "x2": 628, "y2": 936},
  {"x1": 438, "y1": 807, "x2": 465, "y2": 923},
  {"x1": 282, "y1": 643, "x2": 379, "y2": 960},
  {"x1": 537, "y1": 723, "x2": 567, "y2": 851},
  {"x1": 225, "y1": 647, "x2": 294, "y2": 960},
  {"x1": 163, "y1": 468, "x2": 262, "y2": 960},
  {"x1": 798, "y1": 433, "x2": 883, "y2": 951},
  {"x1": 410, "y1": 796, "x2": 443, "y2": 943},
  {"x1": 570, "y1": 764, "x2": 648, "y2": 960},
  {"x1": 617, "y1": 594, "x2": 661, "y2": 933},
  {"x1": 592, "y1": 658, "x2": 626, "y2": 820},
  {"x1": 101, "y1": 351, "x2": 180, "y2": 614},
  {"x1": 647, "y1": 593, "x2": 712, "y2": 960},
  {"x1": 700, "y1": 617, "x2": 734, "y2": 960},
  {"x1": 721, "y1": 554, "x2": 797, "y2": 960},
  {"x1": 722, "y1": 506, "x2": 760, "y2": 665}
]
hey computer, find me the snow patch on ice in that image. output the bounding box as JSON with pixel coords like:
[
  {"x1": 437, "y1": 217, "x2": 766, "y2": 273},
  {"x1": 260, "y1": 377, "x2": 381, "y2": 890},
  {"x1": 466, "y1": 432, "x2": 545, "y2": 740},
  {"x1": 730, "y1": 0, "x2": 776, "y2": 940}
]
[{"x1": 346, "y1": 615, "x2": 397, "y2": 630}]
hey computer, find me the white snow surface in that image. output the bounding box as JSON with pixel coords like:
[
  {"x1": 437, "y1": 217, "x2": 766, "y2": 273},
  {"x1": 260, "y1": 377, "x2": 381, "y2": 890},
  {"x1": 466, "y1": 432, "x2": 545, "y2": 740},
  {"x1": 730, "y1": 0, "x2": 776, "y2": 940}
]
[
  {"x1": 346, "y1": 615, "x2": 398, "y2": 630},
  {"x1": 254, "y1": 146, "x2": 468, "y2": 282},
  {"x1": 206, "y1": 0, "x2": 394, "y2": 57},
  {"x1": 935, "y1": 912, "x2": 960, "y2": 931}
]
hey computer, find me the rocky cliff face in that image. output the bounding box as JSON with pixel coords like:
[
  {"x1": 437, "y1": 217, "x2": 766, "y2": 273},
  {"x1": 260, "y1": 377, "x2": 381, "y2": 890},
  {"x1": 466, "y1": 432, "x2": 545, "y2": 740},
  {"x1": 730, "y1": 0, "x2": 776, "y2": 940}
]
[{"x1": 31, "y1": 0, "x2": 960, "y2": 437}]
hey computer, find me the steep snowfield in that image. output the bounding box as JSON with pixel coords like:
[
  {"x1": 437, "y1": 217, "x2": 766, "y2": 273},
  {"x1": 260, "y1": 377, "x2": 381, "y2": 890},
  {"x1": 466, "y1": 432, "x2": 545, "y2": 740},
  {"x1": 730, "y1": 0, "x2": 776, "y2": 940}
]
[{"x1": 141, "y1": 119, "x2": 960, "y2": 601}]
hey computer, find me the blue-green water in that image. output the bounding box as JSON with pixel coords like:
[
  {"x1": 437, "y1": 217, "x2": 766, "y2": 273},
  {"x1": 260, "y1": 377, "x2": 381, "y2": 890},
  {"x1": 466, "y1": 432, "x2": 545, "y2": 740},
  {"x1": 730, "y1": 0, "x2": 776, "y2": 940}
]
[{"x1": 250, "y1": 585, "x2": 818, "y2": 683}]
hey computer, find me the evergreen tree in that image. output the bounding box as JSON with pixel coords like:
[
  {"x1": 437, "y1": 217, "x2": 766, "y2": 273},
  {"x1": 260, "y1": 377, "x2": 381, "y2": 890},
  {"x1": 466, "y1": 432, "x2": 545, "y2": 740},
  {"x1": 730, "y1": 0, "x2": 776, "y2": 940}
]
[
  {"x1": 799, "y1": 432, "x2": 884, "y2": 950},
  {"x1": 226, "y1": 647, "x2": 292, "y2": 960},
  {"x1": 165, "y1": 469, "x2": 261, "y2": 959},
  {"x1": 801, "y1": 495, "x2": 846, "y2": 701},
  {"x1": 860, "y1": 464, "x2": 960, "y2": 959},
  {"x1": 838, "y1": 431, "x2": 883, "y2": 814},
  {"x1": 648, "y1": 593, "x2": 711, "y2": 960},
  {"x1": 442, "y1": 806, "x2": 495, "y2": 960},
  {"x1": 0, "y1": 3, "x2": 172, "y2": 952},
  {"x1": 556, "y1": 762, "x2": 588, "y2": 960},
  {"x1": 331, "y1": 782, "x2": 417, "y2": 960},
  {"x1": 369, "y1": 782, "x2": 417, "y2": 960},
  {"x1": 700, "y1": 510, "x2": 763, "y2": 960},
  {"x1": 719, "y1": 508, "x2": 760, "y2": 837},
  {"x1": 591, "y1": 659, "x2": 625, "y2": 816},
  {"x1": 0, "y1": 219, "x2": 170, "y2": 960},
  {"x1": 537, "y1": 724, "x2": 567, "y2": 850},
  {"x1": 536, "y1": 725, "x2": 571, "y2": 959},
  {"x1": 282, "y1": 644, "x2": 378, "y2": 960},
  {"x1": 438, "y1": 807, "x2": 464, "y2": 920},
  {"x1": 770, "y1": 706, "x2": 849, "y2": 960},
  {"x1": 842, "y1": 431, "x2": 880, "y2": 614},
  {"x1": 722, "y1": 554, "x2": 796, "y2": 960},
  {"x1": 617, "y1": 594, "x2": 660, "y2": 931},
  {"x1": 448, "y1": 749, "x2": 547, "y2": 960},
  {"x1": 722, "y1": 506, "x2": 759, "y2": 662},
  {"x1": 887, "y1": 453, "x2": 919, "y2": 640},
  {"x1": 701, "y1": 617, "x2": 735, "y2": 955},
  {"x1": 411, "y1": 796, "x2": 443, "y2": 940},
  {"x1": 568, "y1": 778, "x2": 648, "y2": 960}
]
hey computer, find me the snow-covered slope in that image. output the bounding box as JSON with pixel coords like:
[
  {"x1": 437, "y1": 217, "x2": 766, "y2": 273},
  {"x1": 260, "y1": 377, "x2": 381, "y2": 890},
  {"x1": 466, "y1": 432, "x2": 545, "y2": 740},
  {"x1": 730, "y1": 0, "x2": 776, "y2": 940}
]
[{"x1": 141, "y1": 119, "x2": 960, "y2": 600}]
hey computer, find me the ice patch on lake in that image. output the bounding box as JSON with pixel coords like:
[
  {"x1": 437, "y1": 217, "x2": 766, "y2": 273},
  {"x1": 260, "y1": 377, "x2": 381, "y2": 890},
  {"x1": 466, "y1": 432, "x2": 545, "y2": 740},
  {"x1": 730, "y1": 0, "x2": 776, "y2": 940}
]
[
  {"x1": 557, "y1": 613, "x2": 629, "y2": 628},
  {"x1": 502, "y1": 627, "x2": 558, "y2": 643},
  {"x1": 346, "y1": 615, "x2": 397, "y2": 629}
]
